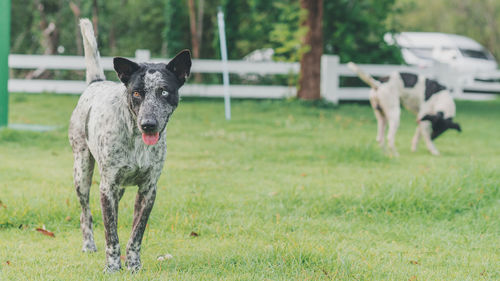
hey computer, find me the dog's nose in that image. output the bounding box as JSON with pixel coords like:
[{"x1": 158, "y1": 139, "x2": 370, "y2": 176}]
[{"x1": 141, "y1": 119, "x2": 158, "y2": 132}]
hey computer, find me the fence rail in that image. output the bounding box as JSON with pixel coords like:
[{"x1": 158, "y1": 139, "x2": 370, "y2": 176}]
[{"x1": 8, "y1": 50, "x2": 500, "y2": 103}]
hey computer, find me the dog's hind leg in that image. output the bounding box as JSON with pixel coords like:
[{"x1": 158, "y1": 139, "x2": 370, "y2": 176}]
[
  {"x1": 126, "y1": 183, "x2": 157, "y2": 272},
  {"x1": 386, "y1": 108, "x2": 400, "y2": 157},
  {"x1": 420, "y1": 122, "x2": 440, "y2": 156},
  {"x1": 73, "y1": 148, "x2": 97, "y2": 252},
  {"x1": 411, "y1": 125, "x2": 421, "y2": 152},
  {"x1": 373, "y1": 106, "x2": 386, "y2": 148},
  {"x1": 369, "y1": 90, "x2": 386, "y2": 148}
]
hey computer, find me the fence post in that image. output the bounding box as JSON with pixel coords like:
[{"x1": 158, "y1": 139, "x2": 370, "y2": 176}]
[
  {"x1": 321, "y1": 55, "x2": 339, "y2": 104},
  {"x1": 217, "y1": 6, "x2": 231, "y2": 120},
  {"x1": 0, "y1": 0, "x2": 11, "y2": 128}
]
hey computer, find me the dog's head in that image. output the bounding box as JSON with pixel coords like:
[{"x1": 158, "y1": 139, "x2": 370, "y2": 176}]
[
  {"x1": 113, "y1": 50, "x2": 191, "y2": 145},
  {"x1": 421, "y1": 111, "x2": 461, "y2": 140}
]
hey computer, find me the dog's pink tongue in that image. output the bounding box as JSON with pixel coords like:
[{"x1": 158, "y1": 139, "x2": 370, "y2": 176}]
[{"x1": 142, "y1": 132, "x2": 159, "y2": 145}]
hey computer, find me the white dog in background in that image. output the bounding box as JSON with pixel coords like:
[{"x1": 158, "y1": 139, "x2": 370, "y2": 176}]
[{"x1": 348, "y1": 62, "x2": 461, "y2": 156}]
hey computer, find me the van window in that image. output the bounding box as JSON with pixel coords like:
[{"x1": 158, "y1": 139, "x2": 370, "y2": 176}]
[
  {"x1": 459, "y1": 49, "x2": 490, "y2": 60},
  {"x1": 407, "y1": 47, "x2": 433, "y2": 59}
]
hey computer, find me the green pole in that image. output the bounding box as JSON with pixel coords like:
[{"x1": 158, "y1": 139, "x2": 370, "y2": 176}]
[{"x1": 0, "y1": 0, "x2": 11, "y2": 128}]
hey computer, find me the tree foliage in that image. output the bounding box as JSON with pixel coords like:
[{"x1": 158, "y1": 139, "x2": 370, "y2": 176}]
[
  {"x1": 323, "y1": 0, "x2": 402, "y2": 64},
  {"x1": 269, "y1": 1, "x2": 308, "y2": 62},
  {"x1": 11, "y1": 0, "x2": 401, "y2": 64},
  {"x1": 15, "y1": 0, "x2": 500, "y2": 65}
]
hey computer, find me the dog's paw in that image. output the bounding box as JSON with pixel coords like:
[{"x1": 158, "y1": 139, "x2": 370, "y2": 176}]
[
  {"x1": 376, "y1": 139, "x2": 385, "y2": 147},
  {"x1": 82, "y1": 242, "x2": 97, "y2": 253},
  {"x1": 126, "y1": 258, "x2": 141, "y2": 273},
  {"x1": 430, "y1": 150, "x2": 440, "y2": 156},
  {"x1": 388, "y1": 151, "x2": 400, "y2": 158},
  {"x1": 126, "y1": 255, "x2": 141, "y2": 273},
  {"x1": 104, "y1": 253, "x2": 122, "y2": 273},
  {"x1": 127, "y1": 263, "x2": 142, "y2": 273},
  {"x1": 103, "y1": 264, "x2": 122, "y2": 273}
]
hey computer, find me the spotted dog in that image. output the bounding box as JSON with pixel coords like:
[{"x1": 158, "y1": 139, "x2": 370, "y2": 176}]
[
  {"x1": 69, "y1": 18, "x2": 191, "y2": 272},
  {"x1": 348, "y1": 62, "x2": 461, "y2": 156}
]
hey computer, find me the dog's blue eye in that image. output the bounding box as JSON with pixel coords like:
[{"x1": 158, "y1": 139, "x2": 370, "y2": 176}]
[{"x1": 161, "y1": 90, "x2": 169, "y2": 97}]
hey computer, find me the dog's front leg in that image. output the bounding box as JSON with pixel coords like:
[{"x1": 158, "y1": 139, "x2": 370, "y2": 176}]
[
  {"x1": 126, "y1": 184, "x2": 157, "y2": 272},
  {"x1": 100, "y1": 182, "x2": 122, "y2": 272}
]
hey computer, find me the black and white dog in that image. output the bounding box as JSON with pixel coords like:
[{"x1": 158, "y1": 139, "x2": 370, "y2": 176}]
[
  {"x1": 69, "y1": 19, "x2": 191, "y2": 272},
  {"x1": 348, "y1": 62, "x2": 461, "y2": 156}
]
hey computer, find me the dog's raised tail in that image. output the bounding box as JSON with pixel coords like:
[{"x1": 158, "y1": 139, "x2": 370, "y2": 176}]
[
  {"x1": 347, "y1": 62, "x2": 381, "y2": 90},
  {"x1": 80, "y1": 18, "x2": 105, "y2": 85}
]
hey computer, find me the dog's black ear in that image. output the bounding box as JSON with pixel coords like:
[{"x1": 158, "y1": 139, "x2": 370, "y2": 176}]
[
  {"x1": 114, "y1": 57, "x2": 140, "y2": 85},
  {"x1": 449, "y1": 121, "x2": 461, "y2": 132},
  {"x1": 420, "y1": 114, "x2": 435, "y2": 122},
  {"x1": 166, "y1": 50, "x2": 192, "y2": 85},
  {"x1": 445, "y1": 117, "x2": 461, "y2": 132}
]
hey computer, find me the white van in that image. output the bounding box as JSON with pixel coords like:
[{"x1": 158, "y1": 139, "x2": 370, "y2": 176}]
[{"x1": 385, "y1": 32, "x2": 498, "y2": 72}]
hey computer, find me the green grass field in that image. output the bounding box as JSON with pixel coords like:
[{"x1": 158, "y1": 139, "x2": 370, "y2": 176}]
[{"x1": 0, "y1": 93, "x2": 499, "y2": 280}]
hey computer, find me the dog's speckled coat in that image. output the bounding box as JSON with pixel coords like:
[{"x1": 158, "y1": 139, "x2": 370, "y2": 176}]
[{"x1": 69, "y1": 19, "x2": 191, "y2": 272}]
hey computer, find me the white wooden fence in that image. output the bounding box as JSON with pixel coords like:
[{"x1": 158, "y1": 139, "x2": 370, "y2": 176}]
[{"x1": 8, "y1": 50, "x2": 500, "y2": 103}]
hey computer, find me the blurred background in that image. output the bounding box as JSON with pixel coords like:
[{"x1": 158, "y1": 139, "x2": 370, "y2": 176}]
[
  {"x1": 10, "y1": 0, "x2": 499, "y2": 64},
  {"x1": 7, "y1": 0, "x2": 500, "y2": 103}
]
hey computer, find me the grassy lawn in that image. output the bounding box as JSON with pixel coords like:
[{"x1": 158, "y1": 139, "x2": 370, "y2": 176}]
[{"x1": 0, "y1": 93, "x2": 499, "y2": 280}]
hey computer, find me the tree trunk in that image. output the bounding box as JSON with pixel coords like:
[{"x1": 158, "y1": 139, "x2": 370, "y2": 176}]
[
  {"x1": 26, "y1": 0, "x2": 59, "y2": 79},
  {"x1": 187, "y1": 0, "x2": 204, "y2": 82},
  {"x1": 187, "y1": 0, "x2": 199, "y2": 58},
  {"x1": 92, "y1": 0, "x2": 99, "y2": 37},
  {"x1": 109, "y1": 23, "x2": 117, "y2": 54},
  {"x1": 297, "y1": 0, "x2": 323, "y2": 100},
  {"x1": 196, "y1": 0, "x2": 204, "y2": 53},
  {"x1": 69, "y1": 1, "x2": 82, "y2": 55}
]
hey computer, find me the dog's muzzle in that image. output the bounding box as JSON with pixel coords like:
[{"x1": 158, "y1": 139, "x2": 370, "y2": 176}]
[
  {"x1": 141, "y1": 119, "x2": 158, "y2": 133},
  {"x1": 140, "y1": 119, "x2": 160, "y2": 145}
]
